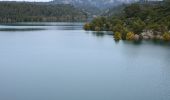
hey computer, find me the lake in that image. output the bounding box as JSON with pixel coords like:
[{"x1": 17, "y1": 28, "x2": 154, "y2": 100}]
[{"x1": 0, "y1": 22, "x2": 170, "y2": 100}]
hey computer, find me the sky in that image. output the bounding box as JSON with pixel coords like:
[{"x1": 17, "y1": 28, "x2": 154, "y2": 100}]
[
  {"x1": 0, "y1": 0, "x2": 125, "y2": 1},
  {"x1": 0, "y1": 0, "x2": 163, "y2": 2},
  {"x1": 0, "y1": 0, "x2": 51, "y2": 2}
]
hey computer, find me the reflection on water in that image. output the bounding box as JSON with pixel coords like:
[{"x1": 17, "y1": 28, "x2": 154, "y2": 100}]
[
  {"x1": 0, "y1": 28, "x2": 45, "y2": 31},
  {"x1": 92, "y1": 31, "x2": 105, "y2": 37},
  {"x1": 0, "y1": 22, "x2": 84, "y2": 26},
  {"x1": 0, "y1": 22, "x2": 170, "y2": 100},
  {"x1": 0, "y1": 22, "x2": 84, "y2": 31},
  {"x1": 84, "y1": 31, "x2": 113, "y2": 37},
  {"x1": 121, "y1": 40, "x2": 170, "y2": 47}
]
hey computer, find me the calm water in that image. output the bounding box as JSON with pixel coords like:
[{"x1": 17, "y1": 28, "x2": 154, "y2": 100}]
[{"x1": 0, "y1": 22, "x2": 170, "y2": 100}]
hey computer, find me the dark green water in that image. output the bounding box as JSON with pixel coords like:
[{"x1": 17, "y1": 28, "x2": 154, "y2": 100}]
[{"x1": 0, "y1": 23, "x2": 170, "y2": 100}]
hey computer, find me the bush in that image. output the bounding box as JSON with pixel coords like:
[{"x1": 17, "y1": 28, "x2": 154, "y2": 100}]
[
  {"x1": 114, "y1": 32, "x2": 122, "y2": 40},
  {"x1": 127, "y1": 18, "x2": 145, "y2": 34},
  {"x1": 162, "y1": 32, "x2": 170, "y2": 41},
  {"x1": 84, "y1": 23, "x2": 91, "y2": 30},
  {"x1": 126, "y1": 32, "x2": 135, "y2": 40},
  {"x1": 112, "y1": 23, "x2": 128, "y2": 34}
]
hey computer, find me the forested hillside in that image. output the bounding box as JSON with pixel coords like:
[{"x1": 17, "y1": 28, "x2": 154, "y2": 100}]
[
  {"x1": 0, "y1": 2, "x2": 87, "y2": 23},
  {"x1": 52, "y1": 0, "x2": 135, "y2": 9},
  {"x1": 102, "y1": 4, "x2": 127, "y2": 17},
  {"x1": 84, "y1": 0, "x2": 170, "y2": 41},
  {"x1": 51, "y1": 0, "x2": 136, "y2": 15}
]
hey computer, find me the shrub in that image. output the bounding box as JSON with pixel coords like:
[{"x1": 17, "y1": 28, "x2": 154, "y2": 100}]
[
  {"x1": 162, "y1": 32, "x2": 170, "y2": 41},
  {"x1": 114, "y1": 32, "x2": 122, "y2": 40},
  {"x1": 128, "y1": 18, "x2": 145, "y2": 34},
  {"x1": 126, "y1": 32, "x2": 135, "y2": 40},
  {"x1": 84, "y1": 23, "x2": 91, "y2": 30},
  {"x1": 112, "y1": 24, "x2": 124, "y2": 33}
]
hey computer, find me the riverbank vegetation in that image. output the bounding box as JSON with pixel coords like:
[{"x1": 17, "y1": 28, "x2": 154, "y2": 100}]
[
  {"x1": 0, "y1": 2, "x2": 87, "y2": 23},
  {"x1": 84, "y1": 0, "x2": 170, "y2": 41}
]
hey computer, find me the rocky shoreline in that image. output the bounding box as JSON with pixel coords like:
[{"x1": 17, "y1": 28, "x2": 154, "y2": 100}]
[{"x1": 130, "y1": 30, "x2": 170, "y2": 41}]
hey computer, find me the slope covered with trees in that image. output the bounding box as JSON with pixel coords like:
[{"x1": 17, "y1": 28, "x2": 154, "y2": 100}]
[
  {"x1": 0, "y1": 2, "x2": 87, "y2": 23},
  {"x1": 51, "y1": 0, "x2": 137, "y2": 16},
  {"x1": 84, "y1": 0, "x2": 170, "y2": 41}
]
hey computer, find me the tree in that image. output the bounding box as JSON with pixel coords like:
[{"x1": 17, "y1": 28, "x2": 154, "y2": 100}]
[
  {"x1": 0, "y1": 2, "x2": 87, "y2": 23},
  {"x1": 128, "y1": 18, "x2": 145, "y2": 34},
  {"x1": 126, "y1": 32, "x2": 135, "y2": 40},
  {"x1": 114, "y1": 32, "x2": 122, "y2": 40},
  {"x1": 112, "y1": 23, "x2": 127, "y2": 34},
  {"x1": 84, "y1": 23, "x2": 91, "y2": 30},
  {"x1": 84, "y1": 0, "x2": 170, "y2": 42},
  {"x1": 124, "y1": 4, "x2": 141, "y2": 18},
  {"x1": 162, "y1": 32, "x2": 170, "y2": 41}
]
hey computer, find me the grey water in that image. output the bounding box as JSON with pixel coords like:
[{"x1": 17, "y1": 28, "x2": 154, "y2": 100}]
[{"x1": 0, "y1": 22, "x2": 170, "y2": 100}]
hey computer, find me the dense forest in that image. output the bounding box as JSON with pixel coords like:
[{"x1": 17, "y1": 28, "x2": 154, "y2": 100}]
[
  {"x1": 0, "y1": 2, "x2": 87, "y2": 23},
  {"x1": 84, "y1": 0, "x2": 170, "y2": 41}
]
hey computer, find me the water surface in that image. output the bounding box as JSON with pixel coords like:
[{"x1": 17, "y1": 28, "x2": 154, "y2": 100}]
[{"x1": 0, "y1": 22, "x2": 170, "y2": 100}]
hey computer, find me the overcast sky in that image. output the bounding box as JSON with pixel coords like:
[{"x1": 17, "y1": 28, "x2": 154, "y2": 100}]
[
  {"x1": 0, "y1": 0, "x2": 51, "y2": 2},
  {"x1": 0, "y1": 0, "x2": 163, "y2": 2},
  {"x1": 0, "y1": 0, "x2": 133, "y2": 1},
  {"x1": 0, "y1": 0, "x2": 136, "y2": 2}
]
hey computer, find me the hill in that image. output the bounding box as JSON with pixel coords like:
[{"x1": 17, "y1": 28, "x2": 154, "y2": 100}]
[
  {"x1": 102, "y1": 4, "x2": 127, "y2": 17},
  {"x1": 51, "y1": 0, "x2": 137, "y2": 15},
  {"x1": 0, "y1": 2, "x2": 87, "y2": 23},
  {"x1": 84, "y1": 0, "x2": 170, "y2": 41}
]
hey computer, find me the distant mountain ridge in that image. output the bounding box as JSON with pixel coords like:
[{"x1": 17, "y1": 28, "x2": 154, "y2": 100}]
[
  {"x1": 51, "y1": 0, "x2": 137, "y2": 9},
  {"x1": 51, "y1": 0, "x2": 138, "y2": 16}
]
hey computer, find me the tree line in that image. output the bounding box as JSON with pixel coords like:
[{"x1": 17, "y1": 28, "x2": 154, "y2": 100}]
[{"x1": 0, "y1": 2, "x2": 88, "y2": 23}]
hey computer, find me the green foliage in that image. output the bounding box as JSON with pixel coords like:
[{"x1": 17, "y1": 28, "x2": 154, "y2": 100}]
[
  {"x1": 162, "y1": 32, "x2": 170, "y2": 41},
  {"x1": 124, "y1": 4, "x2": 141, "y2": 18},
  {"x1": 102, "y1": 4, "x2": 126, "y2": 17},
  {"x1": 128, "y1": 18, "x2": 145, "y2": 34},
  {"x1": 112, "y1": 23, "x2": 129, "y2": 40},
  {"x1": 126, "y1": 32, "x2": 135, "y2": 40},
  {"x1": 110, "y1": 18, "x2": 124, "y2": 26},
  {"x1": 84, "y1": 23, "x2": 91, "y2": 30},
  {"x1": 112, "y1": 24, "x2": 124, "y2": 33},
  {"x1": 84, "y1": 1, "x2": 170, "y2": 41},
  {"x1": 0, "y1": 2, "x2": 87, "y2": 22},
  {"x1": 149, "y1": 24, "x2": 168, "y2": 34},
  {"x1": 114, "y1": 32, "x2": 122, "y2": 40},
  {"x1": 90, "y1": 17, "x2": 108, "y2": 31},
  {"x1": 147, "y1": 23, "x2": 160, "y2": 35}
]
